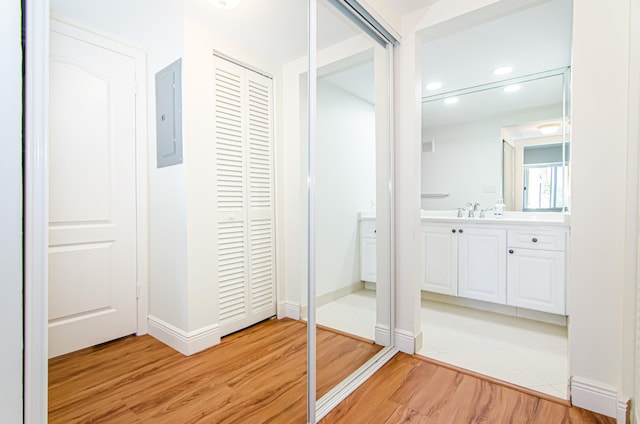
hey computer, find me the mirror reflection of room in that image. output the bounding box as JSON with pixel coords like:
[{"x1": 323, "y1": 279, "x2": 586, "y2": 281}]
[{"x1": 418, "y1": 0, "x2": 573, "y2": 400}]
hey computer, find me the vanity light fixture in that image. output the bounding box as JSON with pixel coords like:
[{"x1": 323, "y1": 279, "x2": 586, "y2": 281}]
[
  {"x1": 493, "y1": 66, "x2": 513, "y2": 76},
  {"x1": 444, "y1": 97, "x2": 459, "y2": 104},
  {"x1": 504, "y1": 84, "x2": 521, "y2": 93},
  {"x1": 209, "y1": 0, "x2": 242, "y2": 9},
  {"x1": 538, "y1": 122, "x2": 561, "y2": 135},
  {"x1": 426, "y1": 82, "x2": 443, "y2": 90}
]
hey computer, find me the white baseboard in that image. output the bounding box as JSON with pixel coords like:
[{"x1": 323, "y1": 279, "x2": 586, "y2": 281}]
[
  {"x1": 617, "y1": 398, "x2": 629, "y2": 424},
  {"x1": 147, "y1": 315, "x2": 220, "y2": 356},
  {"x1": 317, "y1": 281, "x2": 365, "y2": 308},
  {"x1": 277, "y1": 301, "x2": 301, "y2": 320},
  {"x1": 570, "y1": 376, "x2": 617, "y2": 418},
  {"x1": 394, "y1": 328, "x2": 417, "y2": 354},
  {"x1": 422, "y1": 291, "x2": 567, "y2": 326},
  {"x1": 375, "y1": 324, "x2": 390, "y2": 346}
]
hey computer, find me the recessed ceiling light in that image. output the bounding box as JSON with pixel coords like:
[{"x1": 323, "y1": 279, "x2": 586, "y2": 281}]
[
  {"x1": 538, "y1": 123, "x2": 561, "y2": 135},
  {"x1": 426, "y1": 82, "x2": 443, "y2": 90},
  {"x1": 504, "y1": 84, "x2": 521, "y2": 93},
  {"x1": 209, "y1": 0, "x2": 242, "y2": 9},
  {"x1": 444, "y1": 97, "x2": 459, "y2": 104},
  {"x1": 493, "y1": 66, "x2": 513, "y2": 76}
]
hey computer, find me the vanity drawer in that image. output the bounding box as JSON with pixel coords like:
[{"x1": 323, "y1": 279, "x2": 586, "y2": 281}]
[
  {"x1": 360, "y1": 220, "x2": 376, "y2": 238},
  {"x1": 507, "y1": 230, "x2": 566, "y2": 251}
]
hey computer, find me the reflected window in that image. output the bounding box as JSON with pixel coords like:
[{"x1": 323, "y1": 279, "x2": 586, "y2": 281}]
[{"x1": 522, "y1": 143, "x2": 569, "y2": 211}]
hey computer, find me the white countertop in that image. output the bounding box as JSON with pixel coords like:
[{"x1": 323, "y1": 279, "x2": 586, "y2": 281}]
[
  {"x1": 420, "y1": 210, "x2": 570, "y2": 227},
  {"x1": 359, "y1": 210, "x2": 570, "y2": 227}
]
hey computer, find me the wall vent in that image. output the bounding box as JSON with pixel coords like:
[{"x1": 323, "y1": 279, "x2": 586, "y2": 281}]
[{"x1": 422, "y1": 139, "x2": 435, "y2": 153}]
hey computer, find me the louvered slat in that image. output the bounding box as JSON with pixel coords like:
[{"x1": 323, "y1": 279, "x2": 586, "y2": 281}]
[
  {"x1": 248, "y1": 79, "x2": 272, "y2": 210},
  {"x1": 215, "y1": 67, "x2": 244, "y2": 212},
  {"x1": 250, "y1": 219, "x2": 273, "y2": 312},
  {"x1": 218, "y1": 221, "x2": 247, "y2": 324}
]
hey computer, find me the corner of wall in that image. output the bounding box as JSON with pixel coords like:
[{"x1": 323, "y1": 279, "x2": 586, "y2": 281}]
[
  {"x1": 148, "y1": 315, "x2": 220, "y2": 356},
  {"x1": 394, "y1": 328, "x2": 419, "y2": 354},
  {"x1": 277, "y1": 301, "x2": 301, "y2": 320}
]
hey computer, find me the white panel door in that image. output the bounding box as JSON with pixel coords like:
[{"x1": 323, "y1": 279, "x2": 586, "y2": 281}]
[
  {"x1": 507, "y1": 249, "x2": 566, "y2": 314},
  {"x1": 458, "y1": 227, "x2": 507, "y2": 304},
  {"x1": 214, "y1": 56, "x2": 275, "y2": 337},
  {"x1": 422, "y1": 224, "x2": 458, "y2": 296},
  {"x1": 48, "y1": 26, "x2": 138, "y2": 357}
]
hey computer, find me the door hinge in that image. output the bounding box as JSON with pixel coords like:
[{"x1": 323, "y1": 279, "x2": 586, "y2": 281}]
[{"x1": 136, "y1": 284, "x2": 141, "y2": 299}]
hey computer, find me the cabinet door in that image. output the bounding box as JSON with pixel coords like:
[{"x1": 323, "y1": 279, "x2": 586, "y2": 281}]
[
  {"x1": 422, "y1": 225, "x2": 458, "y2": 296},
  {"x1": 507, "y1": 249, "x2": 565, "y2": 314},
  {"x1": 458, "y1": 228, "x2": 507, "y2": 304},
  {"x1": 360, "y1": 237, "x2": 377, "y2": 283}
]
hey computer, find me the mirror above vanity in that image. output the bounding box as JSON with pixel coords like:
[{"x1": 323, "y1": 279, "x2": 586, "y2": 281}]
[{"x1": 420, "y1": 0, "x2": 573, "y2": 213}]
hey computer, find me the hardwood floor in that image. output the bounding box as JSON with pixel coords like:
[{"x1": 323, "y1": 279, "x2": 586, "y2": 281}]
[
  {"x1": 48, "y1": 318, "x2": 381, "y2": 423},
  {"x1": 321, "y1": 353, "x2": 616, "y2": 424},
  {"x1": 50, "y1": 318, "x2": 615, "y2": 423}
]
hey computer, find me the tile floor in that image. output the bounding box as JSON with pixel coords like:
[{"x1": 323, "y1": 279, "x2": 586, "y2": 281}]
[{"x1": 316, "y1": 289, "x2": 569, "y2": 399}]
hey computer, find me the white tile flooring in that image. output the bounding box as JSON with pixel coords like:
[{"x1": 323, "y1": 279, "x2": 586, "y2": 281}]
[{"x1": 316, "y1": 289, "x2": 569, "y2": 399}]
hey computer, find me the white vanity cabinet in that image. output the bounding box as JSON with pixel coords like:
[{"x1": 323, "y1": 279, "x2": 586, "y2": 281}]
[
  {"x1": 422, "y1": 224, "x2": 506, "y2": 303},
  {"x1": 458, "y1": 227, "x2": 507, "y2": 304},
  {"x1": 422, "y1": 224, "x2": 458, "y2": 296},
  {"x1": 506, "y1": 229, "x2": 567, "y2": 315},
  {"x1": 421, "y1": 216, "x2": 569, "y2": 316},
  {"x1": 359, "y1": 219, "x2": 377, "y2": 283}
]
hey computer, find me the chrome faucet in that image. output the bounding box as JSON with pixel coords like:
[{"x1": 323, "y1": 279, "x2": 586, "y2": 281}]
[
  {"x1": 479, "y1": 208, "x2": 493, "y2": 218},
  {"x1": 465, "y1": 202, "x2": 480, "y2": 217}
]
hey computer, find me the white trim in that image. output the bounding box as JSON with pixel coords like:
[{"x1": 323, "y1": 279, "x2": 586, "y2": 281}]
[
  {"x1": 317, "y1": 282, "x2": 365, "y2": 307},
  {"x1": 570, "y1": 376, "x2": 618, "y2": 418},
  {"x1": 617, "y1": 398, "x2": 629, "y2": 424},
  {"x1": 375, "y1": 323, "x2": 391, "y2": 346},
  {"x1": 278, "y1": 301, "x2": 301, "y2": 320},
  {"x1": 394, "y1": 328, "x2": 417, "y2": 354},
  {"x1": 635, "y1": 406, "x2": 639, "y2": 424},
  {"x1": 316, "y1": 347, "x2": 398, "y2": 422},
  {"x1": 147, "y1": 315, "x2": 221, "y2": 356},
  {"x1": 24, "y1": 1, "x2": 50, "y2": 422}
]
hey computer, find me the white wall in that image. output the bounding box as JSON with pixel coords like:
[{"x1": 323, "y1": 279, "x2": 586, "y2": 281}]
[
  {"x1": 1, "y1": 1, "x2": 24, "y2": 421},
  {"x1": 317, "y1": 79, "x2": 376, "y2": 296},
  {"x1": 421, "y1": 105, "x2": 562, "y2": 211},
  {"x1": 569, "y1": 0, "x2": 636, "y2": 417}
]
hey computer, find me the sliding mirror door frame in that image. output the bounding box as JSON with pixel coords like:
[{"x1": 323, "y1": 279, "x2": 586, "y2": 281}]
[{"x1": 306, "y1": 1, "x2": 399, "y2": 422}]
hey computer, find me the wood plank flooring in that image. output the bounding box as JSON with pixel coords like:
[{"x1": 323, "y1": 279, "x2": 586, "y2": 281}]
[
  {"x1": 50, "y1": 318, "x2": 615, "y2": 423},
  {"x1": 48, "y1": 318, "x2": 381, "y2": 423},
  {"x1": 321, "y1": 353, "x2": 616, "y2": 424}
]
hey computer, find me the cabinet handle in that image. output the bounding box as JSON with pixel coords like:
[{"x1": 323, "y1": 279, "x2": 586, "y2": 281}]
[
  {"x1": 374, "y1": 230, "x2": 376, "y2": 233},
  {"x1": 451, "y1": 229, "x2": 456, "y2": 233},
  {"x1": 532, "y1": 237, "x2": 538, "y2": 243},
  {"x1": 509, "y1": 249, "x2": 514, "y2": 254},
  {"x1": 459, "y1": 229, "x2": 464, "y2": 233}
]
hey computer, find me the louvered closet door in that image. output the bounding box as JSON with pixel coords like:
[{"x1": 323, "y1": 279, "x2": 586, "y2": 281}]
[{"x1": 214, "y1": 56, "x2": 275, "y2": 337}]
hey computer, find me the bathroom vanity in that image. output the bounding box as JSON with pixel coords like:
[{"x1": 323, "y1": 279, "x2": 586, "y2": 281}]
[{"x1": 421, "y1": 210, "x2": 569, "y2": 316}]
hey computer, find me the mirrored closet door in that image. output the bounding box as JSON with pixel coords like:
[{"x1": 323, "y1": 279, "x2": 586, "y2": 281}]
[{"x1": 306, "y1": 0, "x2": 396, "y2": 421}]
